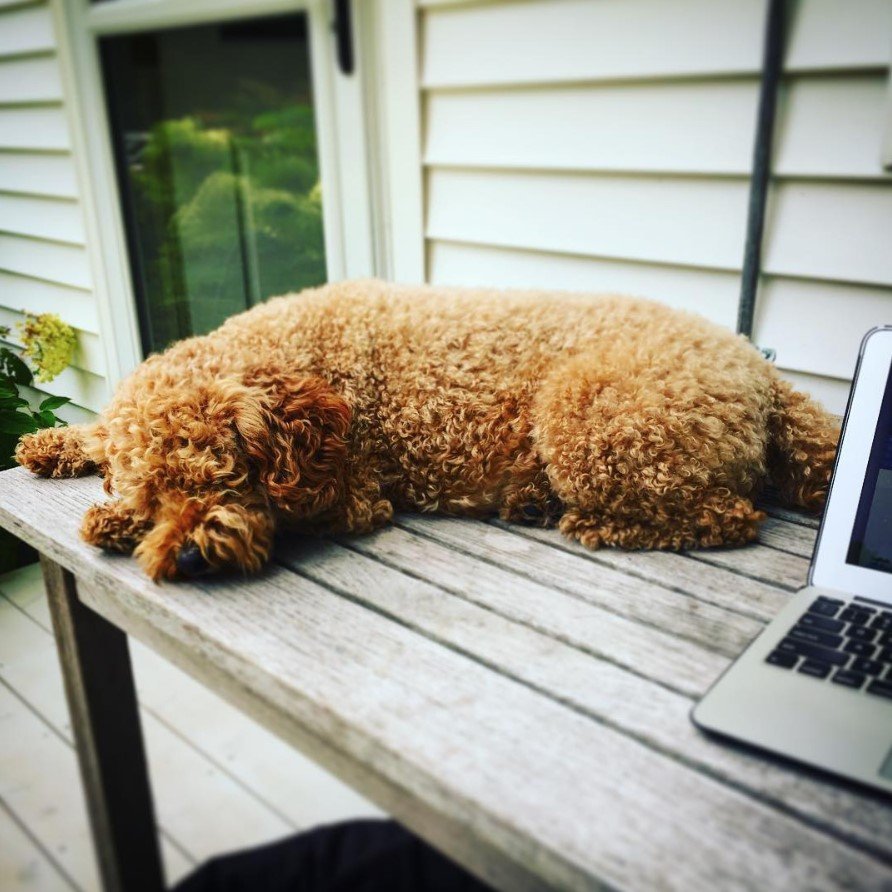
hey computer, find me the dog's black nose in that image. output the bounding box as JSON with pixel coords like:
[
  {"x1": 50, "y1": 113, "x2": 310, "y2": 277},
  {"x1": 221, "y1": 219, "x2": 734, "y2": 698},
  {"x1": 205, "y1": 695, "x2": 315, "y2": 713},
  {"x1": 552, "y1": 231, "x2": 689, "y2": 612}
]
[{"x1": 176, "y1": 543, "x2": 212, "y2": 577}]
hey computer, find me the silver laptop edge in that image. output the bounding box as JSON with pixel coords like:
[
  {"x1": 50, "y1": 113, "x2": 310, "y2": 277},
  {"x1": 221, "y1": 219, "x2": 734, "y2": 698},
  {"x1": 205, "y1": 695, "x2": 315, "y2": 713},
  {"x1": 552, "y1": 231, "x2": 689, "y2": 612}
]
[{"x1": 693, "y1": 327, "x2": 892, "y2": 794}]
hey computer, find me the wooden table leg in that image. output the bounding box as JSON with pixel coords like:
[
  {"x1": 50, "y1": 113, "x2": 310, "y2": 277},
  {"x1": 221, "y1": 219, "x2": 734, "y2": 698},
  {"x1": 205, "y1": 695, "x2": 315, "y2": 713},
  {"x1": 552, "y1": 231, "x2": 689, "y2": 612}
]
[{"x1": 41, "y1": 556, "x2": 165, "y2": 892}]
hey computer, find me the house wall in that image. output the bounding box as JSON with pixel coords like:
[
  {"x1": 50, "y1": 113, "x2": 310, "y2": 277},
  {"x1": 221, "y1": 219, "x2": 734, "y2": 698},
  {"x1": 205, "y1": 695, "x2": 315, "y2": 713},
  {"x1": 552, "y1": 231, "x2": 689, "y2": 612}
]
[
  {"x1": 0, "y1": 0, "x2": 106, "y2": 418},
  {"x1": 419, "y1": 0, "x2": 892, "y2": 413}
]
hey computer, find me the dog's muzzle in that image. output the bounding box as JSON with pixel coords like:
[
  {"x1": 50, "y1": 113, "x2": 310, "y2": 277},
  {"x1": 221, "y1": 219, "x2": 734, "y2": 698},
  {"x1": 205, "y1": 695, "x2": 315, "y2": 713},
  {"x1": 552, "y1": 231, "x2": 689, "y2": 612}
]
[{"x1": 176, "y1": 543, "x2": 212, "y2": 577}]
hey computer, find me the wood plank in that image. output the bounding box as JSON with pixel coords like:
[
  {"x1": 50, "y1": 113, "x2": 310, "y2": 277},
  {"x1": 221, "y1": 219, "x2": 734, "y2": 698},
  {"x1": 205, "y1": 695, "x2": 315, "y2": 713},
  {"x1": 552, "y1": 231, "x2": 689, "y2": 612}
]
[
  {"x1": 0, "y1": 151, "x2": 78, "y2": 199},
  {"x1": 1, "y1": 472, "x2": 889, "y2": 889},
  {"x1": 9, "y1": 568, "x2": 382, "y2": 832},
  {"x1": 757, "y1": 517, "x2": 818, "y2": 559},
  {"x1": 396, "y1": 514, "x2": 765, "y2": 655},
  {"x1": 278, "y1": 534, "x2": 892, "y2": 862},
  {"x1": 425, "y1": 75, "x2": 892, "y2": 180},
  {"x1": 489, "y1": 520, "x2": 791, "y2": 624},
  {"x1": 0, "y1": 193, "x2": 84, "y2": 244},
  {"x1": 0, "y1": 588, "x2": 293, "y2": 871},
  {"x1": 317, "y1": 530, "x2": 731, "y2": 696},
  {"x1": 0, "y1": 54, "x2": 62, "y2": 103},
  {"x1": 0, "y1": 6, "x2": 55, "y2": 58},
  {"x1": 0, "y1": 106, "x2": 69, "y2": 151},
  {"x1": 0, "y1": 234, "x2": 90, "y2": 289},
  {"x1": 421, "y1": 0, "x2": 892, "y2": 88},
  {"x1": 689, "y1": 545, "x2": 811, "y2": 591},
  {"x1": 0, "y1": 678, "x2": 195, "y2": 891},
  {"x1": 0, "y1": 799, "x2": 76, "y2": 892}
]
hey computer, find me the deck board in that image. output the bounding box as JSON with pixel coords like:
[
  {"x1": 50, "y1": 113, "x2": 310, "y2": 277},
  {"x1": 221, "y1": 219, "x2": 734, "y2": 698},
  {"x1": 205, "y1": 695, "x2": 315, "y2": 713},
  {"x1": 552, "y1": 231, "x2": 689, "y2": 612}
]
[{"x1": 0, "y1": 468, "x2": 889, "y2": 890}]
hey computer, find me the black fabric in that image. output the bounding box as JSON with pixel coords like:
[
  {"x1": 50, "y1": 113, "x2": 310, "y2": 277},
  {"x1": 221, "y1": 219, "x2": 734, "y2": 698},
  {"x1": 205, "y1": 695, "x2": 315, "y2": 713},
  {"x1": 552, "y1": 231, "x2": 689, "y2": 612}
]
[{"x1": 172, "y1": 819, "x2": 494, "y2": 892}]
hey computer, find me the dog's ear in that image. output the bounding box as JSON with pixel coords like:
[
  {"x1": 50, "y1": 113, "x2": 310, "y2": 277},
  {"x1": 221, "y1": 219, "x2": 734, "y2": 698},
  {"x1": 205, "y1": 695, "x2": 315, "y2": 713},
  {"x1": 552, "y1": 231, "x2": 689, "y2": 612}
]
[{"x1": 234, "y1": 364, "x2": 352, "y2": 517}]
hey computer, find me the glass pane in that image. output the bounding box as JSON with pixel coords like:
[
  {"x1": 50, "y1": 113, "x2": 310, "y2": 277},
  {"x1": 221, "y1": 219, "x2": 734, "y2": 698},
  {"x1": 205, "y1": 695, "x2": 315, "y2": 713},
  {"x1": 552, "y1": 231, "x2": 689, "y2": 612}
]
[{"x1": 100, "y1": 14, "x2": 326, "y2": 355}]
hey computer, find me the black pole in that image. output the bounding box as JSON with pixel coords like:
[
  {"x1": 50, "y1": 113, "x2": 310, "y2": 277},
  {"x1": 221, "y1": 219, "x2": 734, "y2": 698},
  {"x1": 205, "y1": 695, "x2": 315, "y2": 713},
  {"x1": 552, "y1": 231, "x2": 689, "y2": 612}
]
[{"x1": 737, "y1": 0, "x2": 786, "y2": 339}]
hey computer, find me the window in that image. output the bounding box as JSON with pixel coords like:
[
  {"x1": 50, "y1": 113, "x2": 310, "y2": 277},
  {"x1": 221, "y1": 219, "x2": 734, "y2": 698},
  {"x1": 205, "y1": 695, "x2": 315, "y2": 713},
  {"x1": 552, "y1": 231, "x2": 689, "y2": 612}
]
[{"x1": 100, "y1": 14, "x2": 326, "y2": 354}]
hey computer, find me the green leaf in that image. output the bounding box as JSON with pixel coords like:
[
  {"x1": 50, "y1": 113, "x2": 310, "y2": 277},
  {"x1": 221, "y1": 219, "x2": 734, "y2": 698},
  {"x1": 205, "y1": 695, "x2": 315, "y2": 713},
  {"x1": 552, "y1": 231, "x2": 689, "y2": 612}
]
[
  {"x1": 39, "y1": 395, "x2": 70, "y2": 412},
  {"x1": 1, "y1": 351, "x2": 32, "y2": 386},
  {"x1": 0, "y1": 413, "x2": 39, "y2": 435},
  {"x1": 36, "y1": 410, "x2": 57, "y2": 428},
  {"x1": 0, "y1": 397, "x2": 30, "y2": 410},
  {"x1": 0, "y1": 379, "x2": 19, "y2": 399}
]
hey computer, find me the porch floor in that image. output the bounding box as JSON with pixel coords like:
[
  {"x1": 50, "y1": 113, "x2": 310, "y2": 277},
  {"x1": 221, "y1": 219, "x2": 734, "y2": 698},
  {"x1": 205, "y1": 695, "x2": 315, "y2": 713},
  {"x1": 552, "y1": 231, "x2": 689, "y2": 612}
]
[{"x1": 0, "y1": 562, "x2": 380, "y2": 891}]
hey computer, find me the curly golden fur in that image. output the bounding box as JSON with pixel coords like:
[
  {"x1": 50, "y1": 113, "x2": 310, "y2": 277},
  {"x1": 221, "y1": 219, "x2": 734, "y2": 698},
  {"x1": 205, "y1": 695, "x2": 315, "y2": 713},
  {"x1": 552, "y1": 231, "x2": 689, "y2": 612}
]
[{"x1": 16, "y1": 280, "x2": 839, "y2": 580}]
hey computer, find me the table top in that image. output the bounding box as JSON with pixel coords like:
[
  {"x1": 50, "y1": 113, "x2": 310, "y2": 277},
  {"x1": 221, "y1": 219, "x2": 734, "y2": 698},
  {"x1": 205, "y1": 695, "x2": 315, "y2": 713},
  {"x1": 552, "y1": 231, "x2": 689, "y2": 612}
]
[{"x1": 0, "y1": 465, "x2": 889, "y2": 891}]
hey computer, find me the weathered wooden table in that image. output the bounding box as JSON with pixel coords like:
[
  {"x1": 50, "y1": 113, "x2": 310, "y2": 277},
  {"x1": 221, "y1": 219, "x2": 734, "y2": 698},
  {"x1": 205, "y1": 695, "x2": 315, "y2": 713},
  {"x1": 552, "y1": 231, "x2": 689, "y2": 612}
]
[{"x1": 0, "y1": 466, "x2": 890, "y2": 891}]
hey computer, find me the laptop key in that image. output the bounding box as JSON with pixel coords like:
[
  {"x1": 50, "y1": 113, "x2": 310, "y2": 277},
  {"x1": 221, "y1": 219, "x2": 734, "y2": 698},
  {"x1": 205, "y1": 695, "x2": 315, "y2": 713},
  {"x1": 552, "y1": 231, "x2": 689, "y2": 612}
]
[
  {"x1": 852, "y1": 657, "x2": 884, "y2": 676},
  {"x1": 799, "y1": 614, "x2": 845, "y2": 633},
  {"x1": 779, "y1": 638, "x2": 850, "y2": 667},
  {"x1": 866, "y1": 680, "x2": 892, "y2": 700},
  {"x1": 808, "y1": 600, "x2": 842, "y2": 618},
  {"x1": 798, "y1": 659, "x2": 832, "y2": 679},
  {"x1": 766, "y1": 650, "x2": 798, "y2": 669},
  {"x1": 843, "y1": 640, "x2": 877, "y2": 658},
  {"x1": 832, "y1": 669, "x2": 866, "y2": 689},
  {"x1": 840, "y1": 608, "x2": 871, "y2": 626},
  {"x1": 789, "y1": 627, "x2": 844, "y2": 649},
  {"x1": 847, "y1": 625, "x2": 878, "y2": 643},
  {"x1": 871, "y1": 613, "x2": 892, "y2": 632}
]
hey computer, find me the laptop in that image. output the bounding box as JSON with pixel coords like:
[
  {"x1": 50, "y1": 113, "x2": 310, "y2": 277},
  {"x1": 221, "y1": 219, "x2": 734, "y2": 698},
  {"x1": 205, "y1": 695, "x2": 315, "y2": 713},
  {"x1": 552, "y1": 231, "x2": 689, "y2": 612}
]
[{"x1": 693, "y1": 326, "x2": 892, "y2": 793}]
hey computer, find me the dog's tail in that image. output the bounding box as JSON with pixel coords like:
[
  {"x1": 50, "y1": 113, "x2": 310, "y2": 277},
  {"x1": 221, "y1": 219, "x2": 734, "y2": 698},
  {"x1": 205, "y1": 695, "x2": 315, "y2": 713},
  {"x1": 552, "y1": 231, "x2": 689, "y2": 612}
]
[{"x1": 767, "y1": 376, "x2": 840, "y2": 512}]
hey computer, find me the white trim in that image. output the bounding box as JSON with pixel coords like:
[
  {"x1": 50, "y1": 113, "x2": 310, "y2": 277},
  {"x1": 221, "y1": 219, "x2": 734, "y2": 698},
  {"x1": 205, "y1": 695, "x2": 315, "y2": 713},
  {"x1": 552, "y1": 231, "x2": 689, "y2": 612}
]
[
  {"x1": 83, "y1": 0, "x2": 307, "y2": 35},
  {"x1": 50, "y1": 0, "x2": 142, "y2": 389},
  {"x1": 811, "y1": 327, "x2": 892, "y2": 602},
  {"x1": 52, "y1": 0, "x2": 377, "y2": 386},
  {"x1": 360, "y1": 0, "x2": 425, "y2": 282},
  {"x1": 882, "y1": 65, "x2": 892, "y2": 171}
]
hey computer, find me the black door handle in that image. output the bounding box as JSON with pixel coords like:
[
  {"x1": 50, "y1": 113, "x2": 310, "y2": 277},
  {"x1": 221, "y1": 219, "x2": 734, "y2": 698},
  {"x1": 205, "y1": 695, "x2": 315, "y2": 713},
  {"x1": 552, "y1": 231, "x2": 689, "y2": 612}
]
[{"x1": 334, "y1": 0, "x2": 354, "y2": 75}]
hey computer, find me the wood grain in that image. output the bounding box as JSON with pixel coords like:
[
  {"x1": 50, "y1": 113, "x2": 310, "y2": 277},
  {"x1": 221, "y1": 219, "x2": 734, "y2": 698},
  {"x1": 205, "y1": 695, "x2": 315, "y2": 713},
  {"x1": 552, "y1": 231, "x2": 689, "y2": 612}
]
[{"x1": 0, "y1": 469, "x2": 889, "y2": 891}]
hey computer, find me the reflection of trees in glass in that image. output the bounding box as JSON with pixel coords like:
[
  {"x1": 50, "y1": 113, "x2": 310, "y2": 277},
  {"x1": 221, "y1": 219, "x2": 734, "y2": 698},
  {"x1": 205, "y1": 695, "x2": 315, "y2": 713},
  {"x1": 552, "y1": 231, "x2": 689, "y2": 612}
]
[{"x1": 131, "y1": 104, "x2": 325, "y2": 352}]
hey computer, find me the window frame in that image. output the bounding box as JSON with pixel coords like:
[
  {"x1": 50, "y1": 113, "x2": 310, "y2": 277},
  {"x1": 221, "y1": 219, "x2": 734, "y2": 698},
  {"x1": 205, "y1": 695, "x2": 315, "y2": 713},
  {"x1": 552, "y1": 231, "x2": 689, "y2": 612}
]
[{"x1": 50, "y1": 0, "x2": 418, "y2": 386}]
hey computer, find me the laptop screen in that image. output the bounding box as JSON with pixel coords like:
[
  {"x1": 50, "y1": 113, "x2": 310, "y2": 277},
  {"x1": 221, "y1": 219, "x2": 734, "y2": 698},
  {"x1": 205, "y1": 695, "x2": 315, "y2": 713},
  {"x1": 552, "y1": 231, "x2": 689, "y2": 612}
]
[{"x1": 847, "y1": 359, "x2": 892, "y2": 575}]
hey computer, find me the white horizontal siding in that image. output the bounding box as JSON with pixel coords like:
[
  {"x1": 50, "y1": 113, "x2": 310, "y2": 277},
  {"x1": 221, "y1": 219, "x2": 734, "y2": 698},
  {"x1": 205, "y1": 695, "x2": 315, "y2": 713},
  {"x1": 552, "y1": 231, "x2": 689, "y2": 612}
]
[
  {"x1": 420, "y1": 0, "x2": 892, "y2": 413},
  {"x1": 421, "y1": 0, "x2": 892, "y2": 88},
  {"x1": 427, "y1": 241, "x2": 892, "y2": 383},
  {"x1": 0, "y1": 106, "x2": 70, "y2": 150},
  {"x1": 0, "y1": 233, "x2": 91, "y2": 290},
  {"x1": 426, "y1": 75, "x2": 892, "y2": 180},
  {"x1": 0, "y1": 271, "x2": 98, "y2": 333},
  {"x1": 0, "y1": 5, "x2": 55, "y2": 58},
  {"x1": 0, "y1": 193, "x2": 85, "y2": 244},
  {"x1": 0, "y1": 152, "x2": 78, "y2": 198},
  {"x1": 428, "y1": 170, "x2": 892, "y2": 286},
  {"x1": 0, "y1": 1, "x2": 108, "y2": 413},
  {"x1": 0, "y1": 55, "x2": 62, "y2": 103}
]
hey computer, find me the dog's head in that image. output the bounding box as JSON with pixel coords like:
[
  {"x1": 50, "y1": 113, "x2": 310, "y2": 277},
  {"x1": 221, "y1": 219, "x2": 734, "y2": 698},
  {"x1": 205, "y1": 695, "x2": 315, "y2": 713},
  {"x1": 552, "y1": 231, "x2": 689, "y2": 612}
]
[{"x1": 84, "y1": 361, "x2": 351, "y2": 580}]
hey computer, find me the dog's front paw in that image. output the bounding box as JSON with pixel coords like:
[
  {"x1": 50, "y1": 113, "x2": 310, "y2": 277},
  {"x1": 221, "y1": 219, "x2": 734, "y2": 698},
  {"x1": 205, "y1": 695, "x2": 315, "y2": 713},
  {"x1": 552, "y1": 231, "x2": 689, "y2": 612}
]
[
  {"x1": 16, "y1": 427, "x2": 97, "y2": 478},
  {"x1": 81, "y1": 501, "x2": 151, "y2": 554}
]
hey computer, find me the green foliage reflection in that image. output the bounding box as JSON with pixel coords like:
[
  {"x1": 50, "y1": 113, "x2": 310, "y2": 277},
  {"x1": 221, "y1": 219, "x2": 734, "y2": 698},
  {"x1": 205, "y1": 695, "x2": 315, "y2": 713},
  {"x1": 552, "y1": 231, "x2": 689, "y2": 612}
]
[{"x1": 131, "y1": 104, "x2": 325, "y2": 352}]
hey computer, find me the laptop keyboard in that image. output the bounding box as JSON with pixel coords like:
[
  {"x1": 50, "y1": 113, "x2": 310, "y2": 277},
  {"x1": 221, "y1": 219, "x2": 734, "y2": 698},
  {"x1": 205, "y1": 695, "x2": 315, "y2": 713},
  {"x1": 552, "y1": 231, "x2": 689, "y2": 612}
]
[{"x1": 766, "y1": 596, "x2": 892, "y2": 700}]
